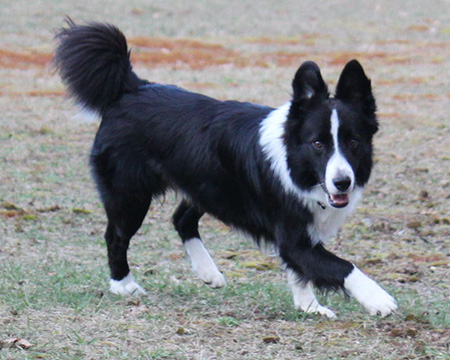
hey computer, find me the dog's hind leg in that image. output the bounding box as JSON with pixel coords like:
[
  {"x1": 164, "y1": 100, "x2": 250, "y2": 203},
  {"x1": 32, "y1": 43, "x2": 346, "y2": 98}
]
[
  {"x1": 173, "y1": 200, "x2": 226, "y2": 288},
  {"x1": 103, "y1": 196, "x2": 151, "y2": 296}
]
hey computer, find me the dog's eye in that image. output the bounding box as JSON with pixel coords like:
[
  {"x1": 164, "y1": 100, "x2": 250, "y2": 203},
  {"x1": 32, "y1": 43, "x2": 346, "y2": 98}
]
[
  {"x1": 349, "y1": 139, "x2": 359, "y2": 148},
  {"x1": 312, "y1": 140, "x2": 324, "y2": 150}
]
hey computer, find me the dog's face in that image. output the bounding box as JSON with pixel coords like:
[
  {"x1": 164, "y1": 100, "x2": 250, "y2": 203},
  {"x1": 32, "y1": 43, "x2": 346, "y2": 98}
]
[{"x1": 285, "y1": 60, "x2": 378, "y2": 208}]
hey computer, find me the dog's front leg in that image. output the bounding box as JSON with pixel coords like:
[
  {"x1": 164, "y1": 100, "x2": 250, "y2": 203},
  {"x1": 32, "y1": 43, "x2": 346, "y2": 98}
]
[
  {"x1": 281, "y1": 241, "x2": 397, "y2": 317},
  {"x1": 344, "y1": 265, "x2": 397, "y2": 317}
]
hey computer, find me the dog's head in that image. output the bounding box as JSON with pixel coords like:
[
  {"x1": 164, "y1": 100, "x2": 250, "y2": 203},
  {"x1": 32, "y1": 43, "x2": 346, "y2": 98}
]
[{"x1": 285, "y1": 60, "x2": 378, "y2": 208}]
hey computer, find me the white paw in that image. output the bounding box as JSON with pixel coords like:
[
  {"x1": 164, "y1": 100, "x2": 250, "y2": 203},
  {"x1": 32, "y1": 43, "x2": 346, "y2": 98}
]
[
  {"x1": 287, "y1": 274, "x2": 336, "y2": 318},
  {"x1": 360, "y1": 288, "x2": 397, "y2": 317},
  {"x1": 299, "y1": 302, "x2": 337, "y2": 319},
  {"x1": 184, "y1": 238, "x2": 227, "y2": 288},
  {"x1": 110, "y1": 273, "x2": 146, "y2": 296},
  {"x1": 345, "y1": 267, "x2": 397, "y2": 317},
  {"x1": 196, "y1": 267, "x2": 227, "y2": 288}
]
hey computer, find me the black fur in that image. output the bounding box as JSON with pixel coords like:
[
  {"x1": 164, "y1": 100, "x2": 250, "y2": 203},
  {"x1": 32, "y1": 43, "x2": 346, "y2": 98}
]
[{"x1": 54, "y1": 21, "x2": 379, "y2": 298}]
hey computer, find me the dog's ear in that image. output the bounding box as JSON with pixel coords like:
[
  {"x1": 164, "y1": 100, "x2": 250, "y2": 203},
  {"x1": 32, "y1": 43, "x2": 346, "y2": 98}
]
[
  {"x1": 292, "y1": 61, "x2": 329, "y2": 103},
  {"x1": 335, "y1": 60, "x2": 376, "y2": 114},
  {"x1": 335, "y1": 60, "x2": 378, "y2": 133}
]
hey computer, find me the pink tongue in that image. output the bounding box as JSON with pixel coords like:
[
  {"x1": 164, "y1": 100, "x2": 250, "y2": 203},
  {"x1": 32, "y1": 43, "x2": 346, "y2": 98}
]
[{"x1": 330, "y1": 194, "x2": 349, "y2": 205}]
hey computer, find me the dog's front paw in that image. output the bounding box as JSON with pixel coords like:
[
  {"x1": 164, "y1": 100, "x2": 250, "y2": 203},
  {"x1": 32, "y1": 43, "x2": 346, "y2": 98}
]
[
  {"x1": 345, "y1": 267, "x2": 397, "y2": 317},
  {"x1": 359, "y1": 287, "x2": 397, "y2": 317},
  {"x1": 110, "y1": 273, "x2": 146, "y2": 296}
]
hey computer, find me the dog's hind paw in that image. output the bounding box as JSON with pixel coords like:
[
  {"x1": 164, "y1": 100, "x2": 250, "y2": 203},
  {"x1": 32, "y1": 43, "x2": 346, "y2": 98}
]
[
  {"x1": 300, "y1": 303, "x2": 337, "y2": 319},
  {"x1": 110, "y1": 273, "x2": 146, "y2": 296},
  {"x1": 184, "y1": 238, "x2": 227, "y2": 288},
  {"x1": 200, "y1": 270, "x2": 227, "y2": 288},
  {"x1": 287, "y1": 276, "x2": 337, "y2": 318}
]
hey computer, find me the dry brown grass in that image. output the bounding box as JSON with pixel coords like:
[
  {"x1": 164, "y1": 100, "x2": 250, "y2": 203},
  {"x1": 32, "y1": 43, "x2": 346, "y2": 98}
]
[{"x1": 0, "y1": 1, "x2": 449, "y2": 359}]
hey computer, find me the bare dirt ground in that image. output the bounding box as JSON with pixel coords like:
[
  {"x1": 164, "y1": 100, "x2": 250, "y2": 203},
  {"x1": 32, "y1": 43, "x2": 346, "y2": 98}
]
[{"x1": 0, "y1": 1, "x2": 449, "y2": 359}]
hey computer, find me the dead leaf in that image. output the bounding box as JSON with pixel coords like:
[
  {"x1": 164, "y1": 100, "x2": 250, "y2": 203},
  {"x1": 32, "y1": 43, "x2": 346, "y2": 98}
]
[
  {"x1": 389, "y1": 327, "x2": 418, "y2": 338},
  {"x1": 405, "y1": 328, "x2": 418, "y2": 337},
  {"x1": 412, "y1": 168, "x2": 429, "y2": 174},
  {"x1": 0, "y1": 210, "x2": 23, "y2": 218},
  {"x1": 1, "y1": 202, "x2": 21, "y2": 210},
  {"x1": 404, "y1": 313, "x2": 430, "y2": 324},
  {"x1": 72, "y1": 208, "x2": 91, "y2": 215},
  {"x1": 363, "y1": 258, "x2": 383, "y2": 266},
  {"x1": 221, "y1": 250, "x2": 239, "y2": 259},
  {"x1": 0, "y1": 338, "x2": 33, "y2": 349},
  {"x1": 412, "y1": 254, "x2": 444, "y2": 263},
  {"x1": 127, "y1": 299, "x2": 141, "y2": 307},
  {"x1": 131, "y1": 8, "x2": 143, "y2": 16},
  {"x1": 128, "y1": 305, "x2": 151, "y2": 316},
  {"x1": 384, "y1": 273, "x2": 406, "y2": 282},
  {"x1": 37, "y1": 205, "x2": 61, "y2": 213},
  {"x1": 430, "y1": 260, "x2": 449, "y2": 267},
  {"x1": 418, "y1": 190, "x2": 429, "y2": 200},
  {"x1": 241, "y1": 261, "x2": 277, "y2": 270},
  {"x1": 22, "y1": 214, "x2": 37, "y2": 221},
  {"x1": 176, "y1": 327, "x2": 189, "y2": 335},
  {"x1": 169, "y1": 253, "x2": 181, "y2": 260},
  {"x1": 263, "y1": 335, "x2": 280, "y2": 344},
  {"x1": 38, "y1": 125, "x2": 53, "y2": 135},
  {"x1": 227, "y1": 270, "x2": 246, "y2": 278},
  {"x1": 389, "y1": 329, "x2": 403, "y2": 337},
  {"x1": 406, "y1": 221, "x2": 422, "y2": 229}
]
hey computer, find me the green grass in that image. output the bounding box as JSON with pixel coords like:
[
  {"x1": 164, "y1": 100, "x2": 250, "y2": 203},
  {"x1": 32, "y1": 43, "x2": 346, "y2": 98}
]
[
  {"x1": 1, "y1": 0, "x2": 450, "y2": 359},
  {"x1": 1, "y1": 168, "x2": 449, "y2": 360}
]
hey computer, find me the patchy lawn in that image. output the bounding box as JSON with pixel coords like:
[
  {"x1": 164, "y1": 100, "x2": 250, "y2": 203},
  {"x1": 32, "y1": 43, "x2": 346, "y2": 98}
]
[{"x1": 0, "y1": 1, "x2": 449, "y2": 359}]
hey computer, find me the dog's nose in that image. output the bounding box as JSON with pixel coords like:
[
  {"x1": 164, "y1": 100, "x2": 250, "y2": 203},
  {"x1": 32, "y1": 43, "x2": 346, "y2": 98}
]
[{"x1": 333, "y1": 176, "x2": 351, "y2": 192}]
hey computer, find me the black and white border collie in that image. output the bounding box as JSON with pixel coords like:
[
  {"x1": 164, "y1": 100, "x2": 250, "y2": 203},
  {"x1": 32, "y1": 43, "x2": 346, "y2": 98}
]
[{"x1": 55, "y1": 20, "x2": 397, "y2": 318}]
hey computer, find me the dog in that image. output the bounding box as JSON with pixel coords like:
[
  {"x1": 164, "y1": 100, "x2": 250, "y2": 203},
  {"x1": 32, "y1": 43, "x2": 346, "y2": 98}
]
[{"x1": 54, "y1": 19, "x2": 397, "y2": 318}]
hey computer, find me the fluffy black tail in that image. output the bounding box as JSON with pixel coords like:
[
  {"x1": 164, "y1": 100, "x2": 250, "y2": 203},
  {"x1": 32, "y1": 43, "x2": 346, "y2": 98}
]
[{"x1": 54, "y1": 18, "x2": 142, "y2": 113}]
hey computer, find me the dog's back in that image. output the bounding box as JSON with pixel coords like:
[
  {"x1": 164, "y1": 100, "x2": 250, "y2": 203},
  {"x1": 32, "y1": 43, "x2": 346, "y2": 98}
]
[{"x1": 55, "y1": 19, "x2": 397, "y2": 318}]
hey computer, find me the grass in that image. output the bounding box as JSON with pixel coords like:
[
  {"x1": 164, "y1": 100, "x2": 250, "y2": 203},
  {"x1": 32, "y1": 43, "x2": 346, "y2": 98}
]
[
  {"x1": 1, "y1": 0, "x2": 450, "y2": 359},
  {"x1": 1, "y1": 197, "x2": 449, "y2": 359}
]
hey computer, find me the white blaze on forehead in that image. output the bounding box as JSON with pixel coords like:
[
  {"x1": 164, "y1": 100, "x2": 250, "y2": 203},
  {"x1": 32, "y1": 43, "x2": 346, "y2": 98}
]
[
  {"x1": 330, "y1": 109, "x2": 340, "y2": 146},
  {"x1": 325, "y1": 109, "x2": 354, "y2": 194}
]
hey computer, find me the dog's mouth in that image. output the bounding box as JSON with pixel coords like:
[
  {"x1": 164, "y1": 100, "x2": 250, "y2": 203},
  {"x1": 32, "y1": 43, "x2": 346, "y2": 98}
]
[
  {"x1": 328, "y1": 193, "x2": 350, "y2": 208},
  {"x1": 319, "y1": 184, "x2": 351, "y2": 208}
]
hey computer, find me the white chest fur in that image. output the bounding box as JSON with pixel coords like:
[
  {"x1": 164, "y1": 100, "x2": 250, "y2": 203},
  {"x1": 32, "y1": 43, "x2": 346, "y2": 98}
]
[{"x1": 307, "y1": 187, "x2": 363, "y2": 246}]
